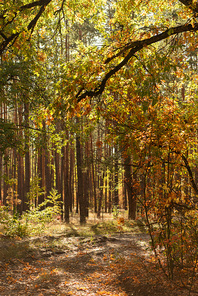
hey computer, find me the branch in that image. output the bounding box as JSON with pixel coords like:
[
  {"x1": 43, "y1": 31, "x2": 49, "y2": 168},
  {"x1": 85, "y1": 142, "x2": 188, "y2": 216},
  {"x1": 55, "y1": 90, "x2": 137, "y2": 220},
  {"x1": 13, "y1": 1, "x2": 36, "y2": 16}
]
[
  {"x1": 19, "y1": 0, "x2": 52, "y2": 10},
  {"x1": 27, "y1": 1, "x2": 51, "y2": 32},
  {"x1": 0, "y1": 0, "x2": 52, "y2": 54},
  {"x1": 76, "y1": 22, "x2": 198, "y2": 101},
  {"x1": 181, "y1": 154, "x2": 198, "y2": 196},
  {"x1": 178, "y1": 0, "x2": 198, "y2": 13},
  {"x1": 0, "y1": 32, "x2": 20, "y2": 53}
]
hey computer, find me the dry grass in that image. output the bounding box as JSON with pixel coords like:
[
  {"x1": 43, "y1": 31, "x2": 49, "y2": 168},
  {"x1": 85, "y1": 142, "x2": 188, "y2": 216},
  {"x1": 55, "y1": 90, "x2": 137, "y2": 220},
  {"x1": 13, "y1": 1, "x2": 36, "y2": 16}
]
[
  {"x1": 0, "y1": 212, "x2": 146, "y2": 263},
  {"x1": 35, "y1": 212, "x2": 146, "y2": 238}
]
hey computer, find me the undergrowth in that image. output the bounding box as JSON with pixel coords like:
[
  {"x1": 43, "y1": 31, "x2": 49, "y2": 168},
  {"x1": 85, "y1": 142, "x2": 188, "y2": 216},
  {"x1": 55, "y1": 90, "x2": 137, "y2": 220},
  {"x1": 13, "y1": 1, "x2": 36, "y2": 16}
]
[{"x1": 0, "y1": 189, "x2": 62, "y2": 238}]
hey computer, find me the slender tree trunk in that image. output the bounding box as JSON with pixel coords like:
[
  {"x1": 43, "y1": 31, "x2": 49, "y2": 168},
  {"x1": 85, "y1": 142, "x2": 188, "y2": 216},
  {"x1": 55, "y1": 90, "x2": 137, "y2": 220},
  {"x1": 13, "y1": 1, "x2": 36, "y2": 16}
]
[
  {"x1": 104, "y1": 140, "x2": 108, "y2": 213},
  {"x1": 96, "y1": 127, "x2": 103, "y2": 218},
  {"x1": 55, "y1": 151, "x2": 60, "y2": 193},
  {"x1": 123, "y1": 172, "x2": 127, "y2": 210},
  {"x1": 3, "y1": 103, "x2": 8, "y2": 206},
  {"x1": 90, "y1": 135, "x2": 97, "y2": 213},
  {"x1": 0, "y1": 104, "x2": 2, "y2": 203},
  {"x1": 55, "y1": 149, "x2": 63, "y2": 216},
  {"x1": 64, "y1": 141, "x2": 70, "y2": 223},
  {"x1": 108, "y1": 146, "x2": 113, "y2": 213},
  {"x1": 45, "y1": 148, "x2": 51, "y2": 198},
  {"x1": 23, "y1": 102, "x2": 30, "y2": 211},
  {"x1": 97, "y1": 171, "x2": 104, "y2": 218},
  {"x1": 0, "y1": 151, "x2": 2, "y2": 203},
  {"x1": 42, "y1": 121, "x2": 51, "y2": 199},
  {"x1": 17, "y1": 104, "x2": 24, "y2": 213},
  {"x1": 114, "y1": 145, "x2": 119, "y2": 206},
  {"x1": 38, "y1": 147, "x2": 45, "y2": 206},
  {"x1": 69, "y1": 145, "x2": 74, "y2": 211},
  {"x1": 104, "y1": 171, "x2": 108, "y2": 213},
  {"x1": 84, "y1": 140, "x2": 90, "y2": 217},
  {"x1": 76, "y1": 120, "x2": 86, "y2": 224},
  {"x1": 124, "y1": 155, "x2": 136, "y2": 220}
]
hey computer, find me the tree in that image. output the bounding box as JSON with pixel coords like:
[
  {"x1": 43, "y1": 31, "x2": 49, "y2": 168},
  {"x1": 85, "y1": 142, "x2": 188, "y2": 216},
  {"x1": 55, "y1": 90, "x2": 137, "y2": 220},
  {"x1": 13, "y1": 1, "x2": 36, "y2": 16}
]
[
  {"x1": 0, "y1": 2, "x2": 197, "y2": 91},
  {"x1": 0, "y1": 5, "x2": 198, "y2": 286}
]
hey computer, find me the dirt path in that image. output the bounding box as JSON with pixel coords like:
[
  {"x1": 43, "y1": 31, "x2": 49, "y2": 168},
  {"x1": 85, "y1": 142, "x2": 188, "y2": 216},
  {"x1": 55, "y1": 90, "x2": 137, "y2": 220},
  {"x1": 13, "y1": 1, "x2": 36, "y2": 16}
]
[{"x1": 0, "y1": 233, "x2": 196, "y2": 296}]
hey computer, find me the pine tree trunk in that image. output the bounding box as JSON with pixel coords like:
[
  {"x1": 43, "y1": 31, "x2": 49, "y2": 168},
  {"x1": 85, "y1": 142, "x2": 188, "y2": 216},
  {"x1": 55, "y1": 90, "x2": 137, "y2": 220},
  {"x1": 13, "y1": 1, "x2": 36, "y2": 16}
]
[
  {"x1": 104, "y1": 171, "x2": 108, "y2": 213},
  {"x1": 124, "y1": 155, "x2": 136, "y2": 220},
  {"x1": 114, "y1": 145, "x2": 119, "y2": 206},
  {"x1": 97, "y1": 172, "x2": 104, "y2": 218},
  {"x1": 69, "y1": 146, "x2": 74, "y2": 211},
  {"x1": 90, "y1": 135, "x2": 97, "y2": 213},
  {"x1": 0, "y1": 151, "x2": 2, "y2": 203},
  {"x1": 84, "y1": 141, "x2": 89, "y2": 217},
  {"x1": 38, "y1": 147, "x2": 45, "y2": 206},
  {"x1": 17, "y1": 104, "x2": 24, "y2": 213},
  {"x1": 23, "y1": 102, "x2": 30, "y2": 211},
  {"x1": 76, "y1": 125, "x2": 86, "y2": 224},
  {"x1": 55, "y1": 149, "x2": 63, "y2": 217},
  {"x1": 64, "y1": 143, "x2": 70, "y2": 223}
]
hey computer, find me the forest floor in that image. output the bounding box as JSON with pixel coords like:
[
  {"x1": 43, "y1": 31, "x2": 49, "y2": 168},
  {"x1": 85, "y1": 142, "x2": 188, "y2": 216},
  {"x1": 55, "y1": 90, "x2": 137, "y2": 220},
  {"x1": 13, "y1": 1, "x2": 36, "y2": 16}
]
[{"x1": 0, "y1": 215, "x2": 198, "y2": 296}]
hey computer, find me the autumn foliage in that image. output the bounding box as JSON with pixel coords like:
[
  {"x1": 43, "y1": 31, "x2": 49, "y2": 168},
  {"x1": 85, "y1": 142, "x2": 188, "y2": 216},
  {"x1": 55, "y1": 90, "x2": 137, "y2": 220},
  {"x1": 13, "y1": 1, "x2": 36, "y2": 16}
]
[{"x1": 0, "y1": 0, "x2": 198, "y2": 292}]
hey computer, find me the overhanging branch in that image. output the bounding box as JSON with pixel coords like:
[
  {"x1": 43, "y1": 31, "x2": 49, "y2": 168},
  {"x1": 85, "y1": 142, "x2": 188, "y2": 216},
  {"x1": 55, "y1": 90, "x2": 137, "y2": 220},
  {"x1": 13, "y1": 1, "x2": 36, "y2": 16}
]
[
  {"x1": 0, "y1": 0, "x2": 52, "y2": 54},
  {"x1": 76, "y1": 22, "x2": 198, "y2": 101},
  {"x1": 178, "y1": 0, "x2": 198, "y2": 13},
  {"x1": 20, "y1": 0, "x2": 52, "y2": 10},
  {"x1": 27, "y1": 1, "x2": 51, "y2": 32}
]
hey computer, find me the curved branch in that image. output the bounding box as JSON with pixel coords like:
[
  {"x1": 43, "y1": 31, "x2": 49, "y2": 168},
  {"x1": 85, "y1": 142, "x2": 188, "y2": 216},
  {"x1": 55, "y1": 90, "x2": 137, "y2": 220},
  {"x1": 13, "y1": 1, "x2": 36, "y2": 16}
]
[
  {"x1": 0, "y1": 32, "x2": 20, "y2": 53},
  {"x1": 0, "y1": 0, "x2": 52, "y2": 54},
  {"x1": 181, "y1": 154, "x2": 198, "y2": 202},
  {"x1": 178, "y1": 0, "x2": 198, "y2": 13},
  {"x1": 27, "y1": 1, "x2": 51, "y2": 32},
  {"x1": 76, "y1": 22, "x2": 198, "y2": 101},
  {"x1": 19, "y1": 0, "x2": 52, "y2": 10}
]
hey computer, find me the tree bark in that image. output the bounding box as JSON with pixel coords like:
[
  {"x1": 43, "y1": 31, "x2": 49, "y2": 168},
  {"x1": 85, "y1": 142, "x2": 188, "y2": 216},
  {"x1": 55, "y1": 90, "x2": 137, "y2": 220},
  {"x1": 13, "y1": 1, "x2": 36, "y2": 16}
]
[
  {"x1": 76, "y1": 119, "x2": 86, "y2": 224},
  {"x1": 124, "y1": 155, "x2": 136, "y2": 220},
  {"x1": 23, "y1": 102, "x2": 30, "y2": 212}
]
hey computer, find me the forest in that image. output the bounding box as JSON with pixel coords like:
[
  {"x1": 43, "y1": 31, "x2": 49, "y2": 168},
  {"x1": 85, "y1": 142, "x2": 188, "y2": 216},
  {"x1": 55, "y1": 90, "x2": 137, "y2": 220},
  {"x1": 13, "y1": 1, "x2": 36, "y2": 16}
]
[{"x1": 0, "y1": 0, "x2": 198, "y2": 295}]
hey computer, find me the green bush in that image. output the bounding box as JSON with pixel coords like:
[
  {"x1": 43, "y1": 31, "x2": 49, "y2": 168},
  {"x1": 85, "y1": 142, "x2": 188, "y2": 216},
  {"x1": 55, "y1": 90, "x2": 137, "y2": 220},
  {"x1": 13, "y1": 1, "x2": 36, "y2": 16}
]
[{"x1": 0, "y1": 189, "x2": 62, "y2": 237}]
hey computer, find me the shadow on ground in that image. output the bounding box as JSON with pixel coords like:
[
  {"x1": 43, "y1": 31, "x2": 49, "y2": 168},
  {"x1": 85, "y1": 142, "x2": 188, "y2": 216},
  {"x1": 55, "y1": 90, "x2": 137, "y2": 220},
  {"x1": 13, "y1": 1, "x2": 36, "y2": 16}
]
[{"x1": 0, "y1": 232, "x2": 195, "y2": 296}]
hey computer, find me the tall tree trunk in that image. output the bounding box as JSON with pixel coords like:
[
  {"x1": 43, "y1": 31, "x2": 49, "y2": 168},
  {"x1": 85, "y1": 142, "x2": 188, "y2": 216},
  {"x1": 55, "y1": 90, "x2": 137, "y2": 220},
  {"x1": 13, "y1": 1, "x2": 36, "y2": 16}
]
[
  {"x1": 90, "y1": 134, "x2": 97, "y2": 213},
  {"x1": 45, "y1": 148, "x2": 51, "y2": 198},
  {"x1": 3, "y1": 103, "x2": 8, "y2": 206},
  {"x1": 114, "y1": 145, "x2": 119, "y2": 206},
  {"x1": 23, "y1": 102, "x2": 30, "y2": 211},
  {"x1": 123, "y1": 171, "x2": 127, "y2": 210},
  {"x1": 97, "y1": 171, "x2": 104, "y2": 218},
  {"x1": 84, "y1": 140, "x2": 90, "y2": 217},
  {"x1": 124, "y1": 155, "x2": 136, "y2": 220},
  {"x1": 43, "y1": 121, "x2": 51, "y2": 199},
  {"x1": 76, "y1": 119, "x2": 86, "y2": 224},
  {"x1": 0, "y1": 151, "x2": 2, "y2": 203},
  {"x1": 55, "y1": 149, "x2": 63, "y2": 216},
  {"x1": 61, "y1": 146, "x2": 65, "y2": 216},
  {"x1": 38, "y1": 147, "x2": 45, "y2": 206},
  {"x1": 64, "y1": 141, "x2": 70, "y2": 223},
  {"x1": 108, "y1": 146, "x2": 113, "y2": 213},
  {"x1": 104, "y1": 171, "x2": 108, "y2": 213},
  {"x1": 0, "y1": 103, "x2": 2, "y2": 203},
  {"x1": 17, "y1": 104, "x2": 24, "y2": 213},
  {"x1": 69, "y1": 145, "x2": 74, "y2": 211},
  {"x1": 96, "y1": 127, "x2": 103, "y2": 218}
]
